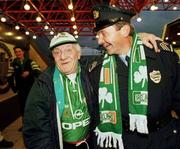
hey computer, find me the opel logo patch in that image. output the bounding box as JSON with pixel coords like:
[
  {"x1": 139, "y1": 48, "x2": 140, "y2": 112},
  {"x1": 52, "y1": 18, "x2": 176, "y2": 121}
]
[{"x1": 74, "y1": 109, "x2": 84, "y2": 120}]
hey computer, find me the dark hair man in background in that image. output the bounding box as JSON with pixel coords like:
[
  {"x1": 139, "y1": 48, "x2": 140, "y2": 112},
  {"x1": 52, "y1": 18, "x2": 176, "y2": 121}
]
[{"x1": 7, "y1": 46, "x2": 41, "y2": 130}]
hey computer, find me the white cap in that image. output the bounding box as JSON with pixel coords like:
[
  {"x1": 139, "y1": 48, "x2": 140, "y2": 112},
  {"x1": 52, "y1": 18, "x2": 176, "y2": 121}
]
[{"x1": 49, "y1": 32, "x2": 77, "y2": 50}]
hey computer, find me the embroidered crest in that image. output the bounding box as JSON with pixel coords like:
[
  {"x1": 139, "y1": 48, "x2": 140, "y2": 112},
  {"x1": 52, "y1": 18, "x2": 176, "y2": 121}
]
[
  {"x1": 93, "y1": 10, "x2": 99, "y2": 19},
  {"x1": 149, "y1": 70, "x2": 161, "y2": 83},
  {"x1": 100, "y1": 111, "x2": 116, "y2": 124}
]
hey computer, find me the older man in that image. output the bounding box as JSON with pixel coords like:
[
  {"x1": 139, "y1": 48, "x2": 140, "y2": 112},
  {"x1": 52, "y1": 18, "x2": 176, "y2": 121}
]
[
  {"x1": 23, "y1": 32, "x2": 98, "y2": 149},
  {"x1": 90, "y1": 4, "x2": 180, "y2": 149}
]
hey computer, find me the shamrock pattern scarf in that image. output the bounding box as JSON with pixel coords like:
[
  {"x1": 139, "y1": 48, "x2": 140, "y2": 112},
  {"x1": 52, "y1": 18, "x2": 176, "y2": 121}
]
[{"x1": 95, "y1": 33, "x2": 148, "y2": 148}]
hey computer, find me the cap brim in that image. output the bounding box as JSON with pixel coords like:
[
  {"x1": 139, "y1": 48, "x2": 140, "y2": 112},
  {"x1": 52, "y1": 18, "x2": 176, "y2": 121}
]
[{"x1": 50, "y1": 41, "x2": 78, "y2": 50}]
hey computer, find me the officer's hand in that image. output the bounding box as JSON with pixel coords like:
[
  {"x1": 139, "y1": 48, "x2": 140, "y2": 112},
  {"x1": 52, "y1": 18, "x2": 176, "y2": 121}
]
[
  {"x1": 171, "y1": 110, "x2": 179, "y2": 119},
  {"x1": 21, "y1": 71, "x2": 30, "y2": 78},
  {"x1": 138, "y1": 32, "x2": 162, "y2": 52}
]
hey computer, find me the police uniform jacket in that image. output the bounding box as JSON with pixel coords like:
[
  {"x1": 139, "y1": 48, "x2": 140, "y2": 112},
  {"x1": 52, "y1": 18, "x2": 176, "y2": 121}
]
[
  {"x1": 89, "y1": 41, "x2": 180, "y2": 133},
  {"x1": 23, "y1": 65, "x2": 99, "y2": 149}
]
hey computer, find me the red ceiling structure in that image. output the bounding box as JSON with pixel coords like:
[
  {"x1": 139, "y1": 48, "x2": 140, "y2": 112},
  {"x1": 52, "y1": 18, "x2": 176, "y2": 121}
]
[{"x1": 0, "y1": 0, "x2": 179, "y2": 37}]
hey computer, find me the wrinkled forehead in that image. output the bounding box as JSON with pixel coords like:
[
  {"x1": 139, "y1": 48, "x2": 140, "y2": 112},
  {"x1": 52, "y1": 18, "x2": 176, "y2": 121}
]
[
  {"x1": 96, "y1": 25, "x2": 115, "y2": 35},
  {"x1": 53, "y1": 43, "x2": 74, "y2": 51},
  {"x1": 14, "y1": 48, "x2": 23, "y2": 52}
]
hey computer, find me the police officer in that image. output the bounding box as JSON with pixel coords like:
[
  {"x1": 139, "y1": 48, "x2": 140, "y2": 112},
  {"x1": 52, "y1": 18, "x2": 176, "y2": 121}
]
[{"x1": 89, "y1": 4, "x2": 180, "y2": 149}]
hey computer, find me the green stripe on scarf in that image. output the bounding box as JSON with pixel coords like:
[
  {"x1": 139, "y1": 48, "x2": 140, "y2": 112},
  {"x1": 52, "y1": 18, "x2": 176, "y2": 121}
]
[
  {"x1": 95, "y1": 33, "x2": 148, "y2": 149},
  {"x1": 128, "y1": 34, "x2": 148, "y2": 134},
  {"x1": 53, "y1": 66, "x2": 65, "y2": 116},
  {"x1": 95, "y1": 54, "x2": 124, "y2": 149}
]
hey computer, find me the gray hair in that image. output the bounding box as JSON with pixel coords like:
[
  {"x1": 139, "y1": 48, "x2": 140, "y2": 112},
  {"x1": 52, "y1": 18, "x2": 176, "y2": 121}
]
[{"x1": 72, "y1": 43, "x2": 81, "y2": 55}]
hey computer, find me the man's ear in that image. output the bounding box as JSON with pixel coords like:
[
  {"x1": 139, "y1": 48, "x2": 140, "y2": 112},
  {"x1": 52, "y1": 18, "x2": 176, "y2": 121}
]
[
  {"x1": 78, "y1": 51, "x2": 81, "y2": 60},
  {"x1": 119, "y1": 24, "x2": 130, "y2": 37}
]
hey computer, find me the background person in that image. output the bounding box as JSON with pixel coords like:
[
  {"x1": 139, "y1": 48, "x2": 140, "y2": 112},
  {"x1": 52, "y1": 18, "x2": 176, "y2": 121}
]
[{"x1": 7, "y1": 46, "x2": 41, "y2": 130}]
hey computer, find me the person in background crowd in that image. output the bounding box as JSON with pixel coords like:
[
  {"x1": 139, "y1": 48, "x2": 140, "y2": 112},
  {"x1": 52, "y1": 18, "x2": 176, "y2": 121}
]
[
  {"x1": 89, "y1": 4, "x2": 180, "y2": 149},
  {"x1": 0, "y1": 131, "x2": 13, "y2": 148},
  {"x1": 7, "y1": 46, "x2": 41, "y2": 131},
  {"x1": 23, "y1": 32, "x2": 98, "y2": 149}
]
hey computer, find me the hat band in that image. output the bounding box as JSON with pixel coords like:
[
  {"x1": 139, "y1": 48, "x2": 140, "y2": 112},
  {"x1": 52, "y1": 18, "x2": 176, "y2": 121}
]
[
  {"x1": 50, "y1": 41, "x2": 77, "y2": 50},
  {"x1": 94, "y1": 18, "x2": 121, "y2": 32}
]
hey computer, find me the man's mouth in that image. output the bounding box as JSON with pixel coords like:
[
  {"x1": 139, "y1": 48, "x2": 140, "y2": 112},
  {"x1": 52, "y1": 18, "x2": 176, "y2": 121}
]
[
  {"x1": 61, "y1": 60, "x2": 71, "y2": 65},
  {"x1": 104, "y1": 44, "x2": 111, "y2": 49}
]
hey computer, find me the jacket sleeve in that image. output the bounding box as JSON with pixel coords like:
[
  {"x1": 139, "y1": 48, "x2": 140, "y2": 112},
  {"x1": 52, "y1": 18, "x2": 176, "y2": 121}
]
[
  {"x1": 30, "y1": 60, "x2": 41, "y2": 77},
  {"x1": 23, "y1": 79, "x2": 56, "y2": 149},
  {"x1": 6, "y1": 62, "x2": 16, "y2": 93},
  {"x1": 172, "y1": 52, "x2": 180, "y2": 117}
]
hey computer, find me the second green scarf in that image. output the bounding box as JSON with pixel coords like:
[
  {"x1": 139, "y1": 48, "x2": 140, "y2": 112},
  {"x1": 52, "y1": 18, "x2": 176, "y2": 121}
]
[{"x1": 95, "y1": 33, "x2": 148, "y2": 149}]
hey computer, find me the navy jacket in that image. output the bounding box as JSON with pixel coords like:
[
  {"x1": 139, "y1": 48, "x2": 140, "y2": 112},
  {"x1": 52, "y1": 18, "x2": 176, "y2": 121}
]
[
  {"x1": 89, "y1": 42, "x2": 180, "y2": 127},
  {"x1": 23, "y1": 65, "x2": 99, "y2": 149}
]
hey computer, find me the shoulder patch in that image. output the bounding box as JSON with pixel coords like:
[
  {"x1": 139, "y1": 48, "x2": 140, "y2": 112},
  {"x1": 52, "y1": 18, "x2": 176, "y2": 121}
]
[
  {"x1": 89, "y1": 61, "x2": 98, "y2": 72},
  {"x1": 88, "y1": 56, "x2": 104, "y2": 72},
  {"x1": 158, "y1": 41, "x2": 174, "y2": 52}
]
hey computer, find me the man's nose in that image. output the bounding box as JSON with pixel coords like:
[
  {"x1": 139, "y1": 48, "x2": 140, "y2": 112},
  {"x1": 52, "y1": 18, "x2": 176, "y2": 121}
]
[
  {"x1": 97, "y1": 35, "x2": 103, "y2": 45},
  {"x1": 60, "y1": 52, "x2": 67, "y2": 59}
]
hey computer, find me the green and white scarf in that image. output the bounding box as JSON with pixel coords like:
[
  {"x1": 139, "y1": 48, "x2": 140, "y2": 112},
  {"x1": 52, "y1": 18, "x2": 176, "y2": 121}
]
[{"x1": 95, "y1": 33, "x2": 148, "y2": 148}]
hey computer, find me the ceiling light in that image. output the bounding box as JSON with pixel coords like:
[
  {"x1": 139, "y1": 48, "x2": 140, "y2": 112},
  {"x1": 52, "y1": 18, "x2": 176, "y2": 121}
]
[
  {"x1": 75, "y1": 35, "x2": 78, "y2": 38},
  {"x1": 25, "y1": 31, "x2": 30, "y2": 35},
  {"x1": 74, "y1": 30, "x2": 78, "y2": 34},
  {"x1": 50, "y1": 31, "x2": 54, "y2": 35},
  {"x1": 164, "y1": 0, "x2": 169, "y2": 2},
  {"x1": 137, "y1": 17, "x2": 142, "y2": 22},
  {"x1": 36, "y1": 16, "x2": 42, "y2": 22},
  {"x1": 15, "y1": 36, "x2": 23, "y2": 40},
  {"x1": 172, "y1": 41, "x2": 176, "y2": 45},
  {"x1": 165, "y1": 37, "x2": 169, "y2": 40},
  {"x1": 68, "y1": 4, "x2": 73, "y2": 10},
  {"x1": 177, "y1": 32, "x2": 180, "y2": 36},
  {"x1": 150, "y1": 5, "x2": 158, "y2": 11},
  {"x1": 15, "y1": 25, "x2": 20, "y2": 30},
  {"x1": 5, "y1": 32, "x2": 13, "y2": 36},
  {"x1": 173, "y1": 7, "x2": 177, "y2": 10},
  {"x1": 24, "y1": 3, "x2": 30, "y2": 10},
  {"x1": 73, "y1": 25, "x2": 77, "y2": 29},
  {"x1": 112, "y1": 5, "x2": 116, "y2": 7},
  {"x1": 44, "y1": 25, "x2": 49, "y2": 30},
  {"x1": 33, "y1": 35, "x2": 37, "y2": 39},
  {"x1": 71, "y1": 16, "x2": 75, "y2": 22},
  {"x1": 1, "y1": 17, "x2": 6, "y2": 22}
]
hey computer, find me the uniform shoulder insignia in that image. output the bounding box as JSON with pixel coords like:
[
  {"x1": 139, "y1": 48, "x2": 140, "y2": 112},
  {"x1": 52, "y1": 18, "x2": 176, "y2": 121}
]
[
  {"x1": 158, "y1": 41, "x2": 174, "y2": 52},
  {"x1": 88, "y1": 56, "x2": 103, "y2": 72},
  {"x1": 89, "y1": 61, "x2": 98, "y2": 72}
]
